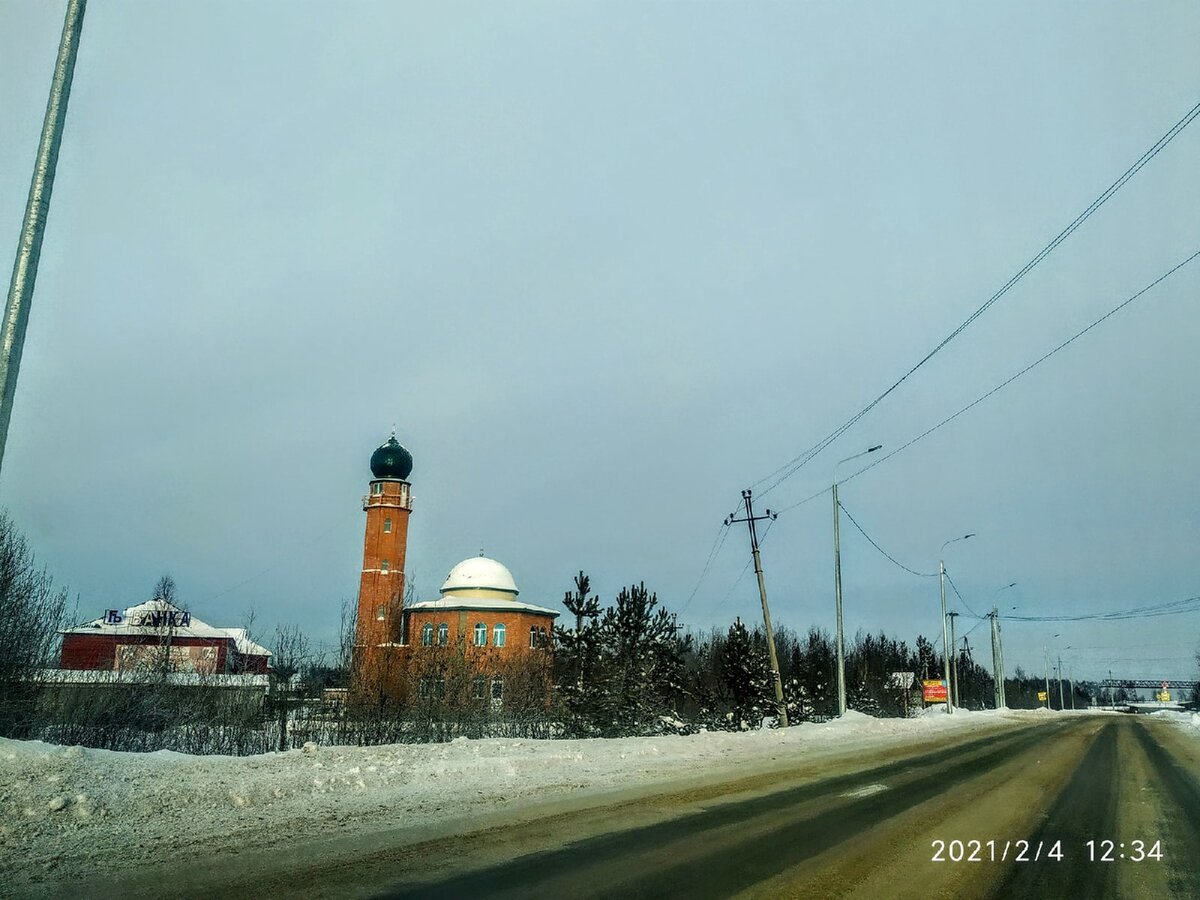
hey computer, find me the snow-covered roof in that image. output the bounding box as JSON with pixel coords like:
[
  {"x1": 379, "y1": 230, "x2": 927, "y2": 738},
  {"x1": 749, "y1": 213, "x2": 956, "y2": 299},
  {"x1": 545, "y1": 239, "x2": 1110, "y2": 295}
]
[
  {"x1": 441, "y1": 556, "x2": 519, "y2": 596},
  {"x1": 60, "y1": 600, "x2": 272, "y2": 654},
  {"x1": 407, "y1": 597, "x2": 559, "y2": 617},
  {"x1": 36, "y1": 668, "x2": 269, "y2": 689},
  {"x1": 221, "y1": 627, "x2": 273, "y2": 658}
]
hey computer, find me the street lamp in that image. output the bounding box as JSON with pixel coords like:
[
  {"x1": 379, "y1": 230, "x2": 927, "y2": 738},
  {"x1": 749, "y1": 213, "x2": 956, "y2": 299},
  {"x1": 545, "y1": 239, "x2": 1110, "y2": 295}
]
[
  {"x1": 939, "y1": 533, "x2": 974, "y2": 714},
  {"x1": 832, "y1": 444, "x2": 882, "y2": 717}
]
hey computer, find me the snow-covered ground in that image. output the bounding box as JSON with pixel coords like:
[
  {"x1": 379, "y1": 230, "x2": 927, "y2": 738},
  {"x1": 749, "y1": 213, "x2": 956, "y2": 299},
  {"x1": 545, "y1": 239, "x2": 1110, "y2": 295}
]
[
  {"x1": 1148, "y1": 708, "x2": 1200, "y2": 736},
  {"x1": 0, "y1": 709, "x2": 1069, "y2": 886}
]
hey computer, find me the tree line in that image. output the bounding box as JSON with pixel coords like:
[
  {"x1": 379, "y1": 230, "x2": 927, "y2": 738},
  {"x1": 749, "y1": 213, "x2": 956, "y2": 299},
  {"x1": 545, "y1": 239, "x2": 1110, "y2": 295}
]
[{"x1": 0, "y1": 512, "x2": 1141, "y2": 754}]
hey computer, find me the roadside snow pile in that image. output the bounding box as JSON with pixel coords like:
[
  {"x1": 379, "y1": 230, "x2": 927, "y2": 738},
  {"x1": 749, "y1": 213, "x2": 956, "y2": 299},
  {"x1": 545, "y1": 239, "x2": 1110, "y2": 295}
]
[
  {"x1": 0, "y1": 709, "x2": 1048, "y2": 883},
  {"x1": 1149, "y1": 709, "x2": 1200, "y2": 737}
]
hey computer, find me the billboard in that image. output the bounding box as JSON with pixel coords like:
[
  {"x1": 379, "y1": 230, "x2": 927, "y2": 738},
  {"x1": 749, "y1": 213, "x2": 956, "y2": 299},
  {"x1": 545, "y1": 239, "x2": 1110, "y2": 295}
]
[{"x1": 922, "y1": 679, "x2": 948, "y2": 703}]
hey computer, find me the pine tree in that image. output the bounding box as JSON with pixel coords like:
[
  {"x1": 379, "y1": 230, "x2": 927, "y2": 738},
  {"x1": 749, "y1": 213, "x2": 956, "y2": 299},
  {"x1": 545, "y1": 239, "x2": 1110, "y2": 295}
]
[
  {"x1": 719, "y1": 618, "x2": 772, "y2": 730},
  {"x1": 553, "y1": 572, "x2": 602, "y2": 735}
]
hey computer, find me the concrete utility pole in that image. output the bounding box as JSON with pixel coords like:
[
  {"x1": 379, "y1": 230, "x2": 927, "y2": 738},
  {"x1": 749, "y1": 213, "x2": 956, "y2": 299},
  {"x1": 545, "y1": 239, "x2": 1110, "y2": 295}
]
[
  {"x1": 1057, "y1": 654, "x2": 1065, "y2": 710},
  {"x1": 0, "y1": 0, "x2": 87, "y2": 475},
  {"x1": 992, "y1": 583, "x2": 1015, "y2": 708},
  {"x1": 947, "y1": 611, "x2": 960, "y2": 708},
  {"x1": 831, "y1": 444, "x2": 880, "y2": 717},
  {"x1": 995, "y1": 612, "x2": 1007, "y2": 708},
  {"x1": 938, "y1": 534, "x2": 973, "y2": 715},
  {"x1": 1069, "y1": 665, "x2": 1076, "y2": 710},
  {"x1": 988, "y1": 610, "x2": 1001, "y2": 709},
  {"x1": 1043, "y1": 647, "x2": 1052, "y2": 709},
  {"x1": 728, "y1": 489, "x2": 788, "y2": 727}
]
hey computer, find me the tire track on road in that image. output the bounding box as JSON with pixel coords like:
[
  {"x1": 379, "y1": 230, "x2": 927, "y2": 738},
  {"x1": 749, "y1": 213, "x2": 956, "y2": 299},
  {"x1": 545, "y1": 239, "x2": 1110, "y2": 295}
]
[
  {"x1": 991, "y1": 721, "x2": 1119, "y2": 900},
  {"x1": 1131, "y1": 721, "x2": 1200, "y2": 898},
  {"x1": 379, "y1": 722, "x2": 1075, "y2": 900}
]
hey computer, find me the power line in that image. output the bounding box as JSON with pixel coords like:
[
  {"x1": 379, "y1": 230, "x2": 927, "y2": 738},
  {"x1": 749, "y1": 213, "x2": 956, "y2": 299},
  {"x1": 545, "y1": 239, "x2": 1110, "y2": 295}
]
[
  {"x1": 836, "y1": 501, "x2": 937, "y2": 578},
  {"x1": 681, "y1": 524, "x2": 732, "y2": 612},
  {"x1": 943, "y1": 570, "x2": 984, "y2": 619},
  {"x1": 752, "y1": 97, "x2": 1200, "y2": 499},
  {"x1": 982, "y1": 594, "x2": 1200, "y2": 623},
  {"x1": 839, "y1": 247, "x2": 1200, "y2": 488}
]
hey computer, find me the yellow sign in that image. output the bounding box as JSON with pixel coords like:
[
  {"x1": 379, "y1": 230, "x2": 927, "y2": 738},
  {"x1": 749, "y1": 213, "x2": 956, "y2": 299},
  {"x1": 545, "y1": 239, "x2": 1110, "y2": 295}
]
[
  {"x1": 1037, "y1": 691, "x2": 1048, "y2": 701},
  {"x1": 1157, "y1": 691, "x2": 1171, "y2": 702}
]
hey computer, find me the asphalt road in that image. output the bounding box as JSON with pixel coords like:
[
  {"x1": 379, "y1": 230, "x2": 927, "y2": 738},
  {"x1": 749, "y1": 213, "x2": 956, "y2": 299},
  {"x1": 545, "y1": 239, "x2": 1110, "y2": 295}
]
[
  {"x1": 51, "y1": 714, "x2": 1200, "y2": 900},
  {"x1": 368, "y1": 716, "x2": 1200, "y2": 900}
]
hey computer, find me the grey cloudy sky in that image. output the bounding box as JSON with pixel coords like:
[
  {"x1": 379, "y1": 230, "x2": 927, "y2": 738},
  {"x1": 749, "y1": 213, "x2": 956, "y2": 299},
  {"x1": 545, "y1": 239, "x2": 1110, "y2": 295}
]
[{"x1": 2, "y1": 2, "x2": 1198, "y2": 683}]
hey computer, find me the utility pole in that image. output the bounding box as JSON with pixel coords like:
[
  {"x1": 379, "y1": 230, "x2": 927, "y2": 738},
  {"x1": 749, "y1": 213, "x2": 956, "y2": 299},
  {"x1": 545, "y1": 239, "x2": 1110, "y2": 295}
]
[
  {"x1": 988, "y1": 609, "x2": 1001, "y2": 709},
  {"x1": 1069, "y1": 665, "x2": 1076, "y2": 710},
  {"x1": 831, "y1": 445, "x2": 879, "y2": 718},
  {"x1": 996, "y1": 613, "x2": 1007, "y2": 708},
  {"x1": 947, "y1": 611, "x2": 960, "y2": 708},
  {"x1": 937, "y1": 535, "x2": 973, "y2": 715},
  {"x1": 1057, "y1": 654, "x2": 1065, "y2": 710},
  {"x1": 939, "y1": 561, "x2": 952, "y2": 713},
  {"x1": 832, "y1": 480, "x2": 846, "y2": 717},
  {"x1": 1, "y1": 0, "x2": 87, "y2": 475},
  {"x1": 1043, "y1": 647, "x2": 1052, "y2": 709},
  {"x1": 728, "y1": 489, "x2": 788, "y2": 727}
]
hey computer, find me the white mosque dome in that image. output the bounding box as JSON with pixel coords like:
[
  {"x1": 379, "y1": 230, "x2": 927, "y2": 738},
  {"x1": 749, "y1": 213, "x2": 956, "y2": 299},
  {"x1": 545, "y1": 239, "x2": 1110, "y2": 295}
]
[{"x1": 440, "y1": 556, "x2": 519, "y2": 597}]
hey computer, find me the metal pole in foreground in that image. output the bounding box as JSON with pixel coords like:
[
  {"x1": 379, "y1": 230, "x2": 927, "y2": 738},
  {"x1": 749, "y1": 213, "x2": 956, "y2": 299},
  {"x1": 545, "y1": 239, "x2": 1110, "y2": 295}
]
[
  {"x1": 728, "y1": 490, "x2": 788, "y2": 727},
  {"x1": 0, "y1": 0, "x2": 87, "y2": 475}
]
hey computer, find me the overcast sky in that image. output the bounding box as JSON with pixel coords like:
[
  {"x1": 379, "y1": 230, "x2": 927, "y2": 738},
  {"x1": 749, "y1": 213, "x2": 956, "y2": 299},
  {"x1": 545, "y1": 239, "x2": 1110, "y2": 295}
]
[{"x1": 2, "y1": 2, "x2": 1198, "y2": 683}]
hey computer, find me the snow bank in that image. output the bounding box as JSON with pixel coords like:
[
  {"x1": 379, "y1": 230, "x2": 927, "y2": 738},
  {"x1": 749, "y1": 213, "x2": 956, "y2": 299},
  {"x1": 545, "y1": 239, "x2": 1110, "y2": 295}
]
[
  {"x1": 0, "y1": 709, "x2": 1052, "y2": 884},
  {"x1": 1148, "y1": 708, "x2": 1200, "y2": 737}
]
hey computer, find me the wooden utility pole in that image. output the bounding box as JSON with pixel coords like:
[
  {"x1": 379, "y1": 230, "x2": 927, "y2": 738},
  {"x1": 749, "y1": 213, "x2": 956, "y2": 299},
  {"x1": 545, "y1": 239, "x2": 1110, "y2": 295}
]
[{"x1": 727, "y1": 489, "x2": 788, "y2": 727}]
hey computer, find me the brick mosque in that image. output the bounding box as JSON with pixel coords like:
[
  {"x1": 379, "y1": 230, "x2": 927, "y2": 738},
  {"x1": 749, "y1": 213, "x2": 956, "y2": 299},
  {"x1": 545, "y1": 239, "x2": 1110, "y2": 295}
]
[{"x1": 352, "y1": 432, "x2": 558, "y2": 706}]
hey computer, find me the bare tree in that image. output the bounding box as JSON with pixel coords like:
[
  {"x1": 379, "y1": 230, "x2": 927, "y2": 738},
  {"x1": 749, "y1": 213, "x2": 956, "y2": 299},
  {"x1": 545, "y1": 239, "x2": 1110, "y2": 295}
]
[
  {"x1": 270, "y1": 623, "x2": 309, "y2": 751},
  {"x1": 152, "y1": 573, "x2": 177, "y2": 603},
  {"x1": 0, "y1": 513, "x2": 70, "y2": 737}
]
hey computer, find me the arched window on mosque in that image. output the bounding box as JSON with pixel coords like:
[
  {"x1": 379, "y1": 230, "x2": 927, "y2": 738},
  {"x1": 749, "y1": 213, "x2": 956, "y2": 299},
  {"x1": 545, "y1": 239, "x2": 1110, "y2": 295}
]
[
  {"x1": 437, "y1": 623, "x2": 448, "y2": 646},
  {"x1": 421, "y1": 623, "x2": 434, "y2": 647},
  {"x1": 491, "y1": 676, "x2": 504, "y2": 700},
  {"x1": 529, "y1": 625, "x2": 538, "y2": 648},
  {"x1": 539, "y1": 627, "x2": 548, "y2": 647},
  {"x1": 474, "y1": 622, "x2": 487, "y2": 646},
  {"x1": 493, "y1": 623, "x2": 506, "y2": 647},
  {"x1": 472, "y1": 676, "x2": 486, "y2": 700}
]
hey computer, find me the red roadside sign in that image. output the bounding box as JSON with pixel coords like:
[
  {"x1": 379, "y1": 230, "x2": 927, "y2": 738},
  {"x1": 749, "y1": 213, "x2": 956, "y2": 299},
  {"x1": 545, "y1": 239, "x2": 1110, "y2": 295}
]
[{"x1": 922, "y1": 679, "x2": 948, "y2": 703}]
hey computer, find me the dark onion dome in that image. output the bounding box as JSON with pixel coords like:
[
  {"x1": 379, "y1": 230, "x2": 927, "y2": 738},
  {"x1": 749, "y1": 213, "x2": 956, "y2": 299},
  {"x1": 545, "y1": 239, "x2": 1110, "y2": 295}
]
[{"x1": 370, "y1": 434, "x2": 413, "y2": 480}]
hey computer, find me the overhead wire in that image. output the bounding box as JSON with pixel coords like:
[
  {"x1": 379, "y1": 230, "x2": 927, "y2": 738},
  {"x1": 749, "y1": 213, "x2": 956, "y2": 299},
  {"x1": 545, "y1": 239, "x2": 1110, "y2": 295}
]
[
  {"x1": 943, "y1": 571, "x2": 985, "y2": 619},
  {"x1": 680, "y1": 524, "x2": 731, "y2": 612},
  {"x1": 978, "y1": 594, "x2": 1200, "y2": 622},
  {"x1": 836, "y1": 501, "x2": 937, "y2": 577},
  {"x1": 752, "y1": 97, "x2": 1200, "y2": 499},
  {"x1": 837, "y1": 247, "x2": 1200, "y2": 489}
]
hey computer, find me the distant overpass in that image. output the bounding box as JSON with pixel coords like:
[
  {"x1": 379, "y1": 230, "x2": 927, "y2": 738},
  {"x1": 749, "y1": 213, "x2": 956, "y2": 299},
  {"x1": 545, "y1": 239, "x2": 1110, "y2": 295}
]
[{"x1": 1099, "y1": 679, "x2": 1198, "y2": 691}]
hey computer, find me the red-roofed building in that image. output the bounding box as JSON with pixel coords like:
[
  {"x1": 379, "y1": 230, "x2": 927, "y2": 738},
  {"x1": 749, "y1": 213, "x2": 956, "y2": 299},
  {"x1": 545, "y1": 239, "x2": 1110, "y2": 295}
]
[{"x1": 59, "y1": 599, "x2": 272, "y2": 675}]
